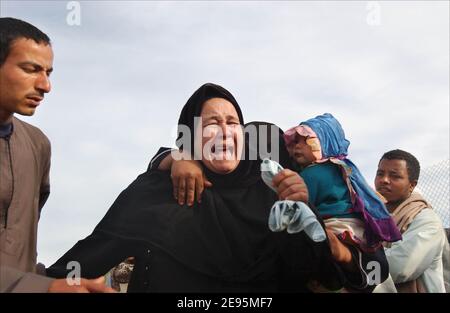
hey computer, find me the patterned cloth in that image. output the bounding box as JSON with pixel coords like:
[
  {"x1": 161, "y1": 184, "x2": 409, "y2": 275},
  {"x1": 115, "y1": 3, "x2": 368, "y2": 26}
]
[
  {"x1": 261, "y1": 159, "x2": 326, "y2": 242},
  {"x1": 110, "y1": 258, "x2": 134, "y2": 292}
]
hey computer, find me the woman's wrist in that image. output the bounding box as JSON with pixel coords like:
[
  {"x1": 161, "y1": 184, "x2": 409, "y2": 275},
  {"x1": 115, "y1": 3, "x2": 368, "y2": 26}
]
[{"x1": 337, "y1": 249, "x2": 356, "y2": 272}]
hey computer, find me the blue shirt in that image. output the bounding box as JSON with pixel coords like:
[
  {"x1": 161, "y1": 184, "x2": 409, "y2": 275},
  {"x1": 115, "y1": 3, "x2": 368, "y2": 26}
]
[{"x1": 300, "y1": 161, "x2": 357, "y2": 219}]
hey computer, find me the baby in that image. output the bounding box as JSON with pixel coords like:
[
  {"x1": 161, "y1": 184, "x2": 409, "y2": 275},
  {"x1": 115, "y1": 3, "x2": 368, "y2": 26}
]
[{"x1": 283, "y1": 113, "x2": 401, "y2": 251}]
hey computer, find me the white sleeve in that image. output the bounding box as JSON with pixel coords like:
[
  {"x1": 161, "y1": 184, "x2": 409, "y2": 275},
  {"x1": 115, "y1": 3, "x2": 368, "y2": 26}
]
[
  {"x1": 385, "y1": 209, "x2": 445, "y2": 283},
  {"x1": 443, "y1": 239, "x2": 450, "y2": 292}
]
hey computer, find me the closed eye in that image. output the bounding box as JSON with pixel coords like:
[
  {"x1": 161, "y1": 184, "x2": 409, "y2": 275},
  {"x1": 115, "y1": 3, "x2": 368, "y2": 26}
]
[
  {"x1": 19, "y1": 62, "x2": 53, "y2": 77},
  {"x1": 21, "y1": 65, "x2": 37, "y2": 73}
]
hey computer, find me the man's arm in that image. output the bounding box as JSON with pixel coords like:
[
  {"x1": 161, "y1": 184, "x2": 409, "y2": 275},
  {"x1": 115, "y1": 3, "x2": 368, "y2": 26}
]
[
  {"x1": 1, "y1": 266, "x2": 53, "y2": 292},
  {"x1": 47, "y1": 232, "x2": 134, "y2": 281},
  {"x1": 385, "y1": 209, "x2": 445, "y2": 283},
  {"x1": 1, "y1": 266, "x2": 115, "y2": 293}
]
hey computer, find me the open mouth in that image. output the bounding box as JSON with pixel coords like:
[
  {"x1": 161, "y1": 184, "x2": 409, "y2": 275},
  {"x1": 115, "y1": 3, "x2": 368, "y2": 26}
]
[{"x1": 211, "y1": 143, "x2": 235, "y2": 159}]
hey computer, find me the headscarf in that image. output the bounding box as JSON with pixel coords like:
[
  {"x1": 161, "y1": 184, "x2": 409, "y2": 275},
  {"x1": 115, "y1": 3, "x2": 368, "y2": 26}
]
[
  {"x1": 76, "y1": 84, "x2": 337, "y2": 287},
  {"x1": 284, "y1": 113, "x2": 402, "y2": 246},
  {"x1": 244, "y1": 121, "x2": 292, "y2": 169}
]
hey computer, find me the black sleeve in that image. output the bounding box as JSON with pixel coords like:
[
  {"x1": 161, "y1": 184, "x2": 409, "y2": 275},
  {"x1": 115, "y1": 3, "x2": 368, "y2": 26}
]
[
  {"x1": 278, "y1": 205, "x2": 389, "y2": 293},
  {"x1": 147, "y1": 147, "x2": 175, "y2": 172},
  {"x1": 46, "y1": 232, "x2": 140, "y2": 279},
  {"x1": 338, "y1": 245, "x2": 389, "y2": 293},
  {"x1": 278, "y1": 231, "x2": 345, "y2": 292},
  {"x1": 301, "y1": 202, "x2": 389, "y2": 293}
]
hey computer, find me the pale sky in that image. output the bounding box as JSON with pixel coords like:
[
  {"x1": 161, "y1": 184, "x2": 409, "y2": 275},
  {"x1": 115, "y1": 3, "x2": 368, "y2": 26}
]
[{"x1": 1, "y1": 1, "x2": 448, "y2": 265}]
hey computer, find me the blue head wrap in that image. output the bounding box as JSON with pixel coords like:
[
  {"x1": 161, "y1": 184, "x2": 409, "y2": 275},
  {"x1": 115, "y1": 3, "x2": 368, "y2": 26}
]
[{"x1": 301, "y1": 113, "x2": 401, "y2": 245}]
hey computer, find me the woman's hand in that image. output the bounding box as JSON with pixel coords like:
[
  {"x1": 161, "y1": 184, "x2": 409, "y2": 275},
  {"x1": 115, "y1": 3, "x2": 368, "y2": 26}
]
[
  {"x1": 272, "y1": 169, "x2": 309, "y2": 203},
  {"x1": 326, "y1": 229, "x2": 356, "y2": 272}
]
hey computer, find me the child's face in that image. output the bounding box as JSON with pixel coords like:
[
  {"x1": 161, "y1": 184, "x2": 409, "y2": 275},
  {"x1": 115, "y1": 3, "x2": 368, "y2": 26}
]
[{"x1": 289, "y1": 135, "x2": 316, "y2": 167}]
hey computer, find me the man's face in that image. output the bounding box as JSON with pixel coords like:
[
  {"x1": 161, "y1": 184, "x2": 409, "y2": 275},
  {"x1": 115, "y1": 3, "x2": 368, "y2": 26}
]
[
  {"x1": 375, "y1": 159, "x2": 416, "y2": 204},
  {"x1": 0, "y1": 38, "x2": 54, "y2": 122}
]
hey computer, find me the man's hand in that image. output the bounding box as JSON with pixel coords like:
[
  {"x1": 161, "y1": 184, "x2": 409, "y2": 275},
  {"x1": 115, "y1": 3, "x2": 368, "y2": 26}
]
[
  {"x1": 272, "y1": 169, "x2": 308, "y2": 203},
  {"x1": 48, "y1": 276, "x2": 116, "y2": 293},
  {"x1": 171, "y1": 158, "x2": 212, "y2": 206}
]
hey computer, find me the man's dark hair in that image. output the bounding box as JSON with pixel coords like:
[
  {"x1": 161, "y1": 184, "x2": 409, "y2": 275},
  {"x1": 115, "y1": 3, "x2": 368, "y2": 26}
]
[
  {"x1": 0, "y1": 17, "x2": 51, "y2": 66},
  {"x1": 379, "y1": 149, "x2": 421, "y2": 182}
]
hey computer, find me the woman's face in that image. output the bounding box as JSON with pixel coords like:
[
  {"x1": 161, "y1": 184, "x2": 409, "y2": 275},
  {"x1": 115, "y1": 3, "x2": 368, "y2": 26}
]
[{"x1": 197, "y1": 97, "x2": 243, "y2": 174}]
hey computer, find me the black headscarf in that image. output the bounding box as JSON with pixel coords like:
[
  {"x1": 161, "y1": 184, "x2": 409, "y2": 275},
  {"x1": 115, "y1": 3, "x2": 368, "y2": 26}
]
[
  {"x1": 244, "y1": 121, "x2": 293, "y2": 169},
  {"x1": 176, "y1": 83, "x2": 244, "y2": 155},
  {"x1": 94, "y1": 83, "x2": 285, "y2": 281},
  {"x1": 50, "y1": 83, "x2": 341, "y2": 290}
]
